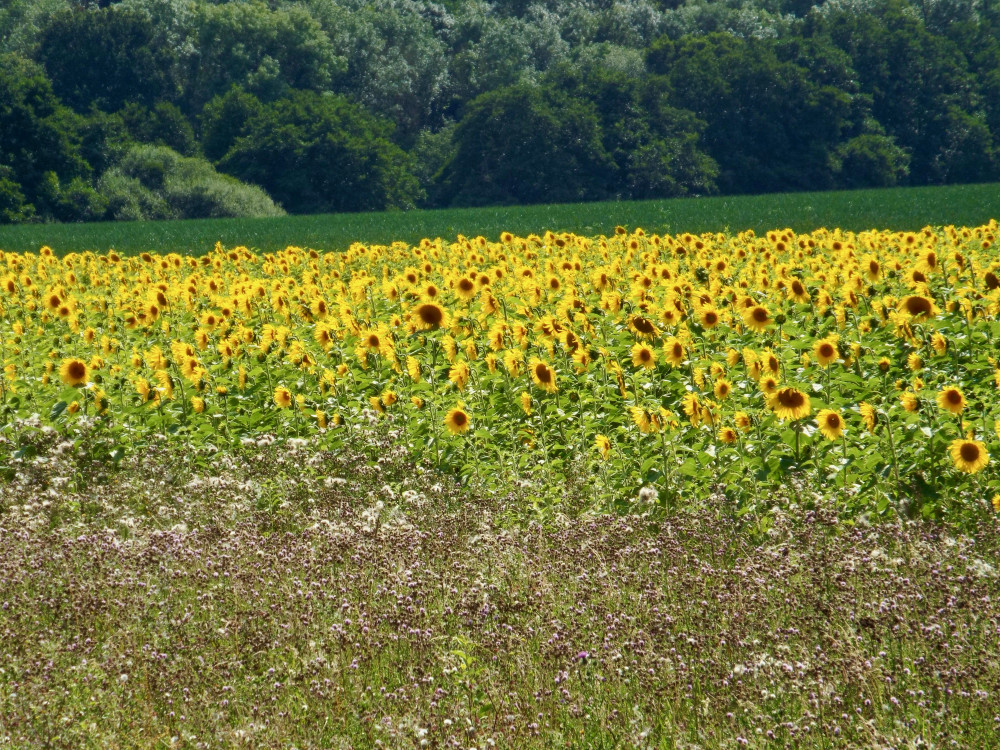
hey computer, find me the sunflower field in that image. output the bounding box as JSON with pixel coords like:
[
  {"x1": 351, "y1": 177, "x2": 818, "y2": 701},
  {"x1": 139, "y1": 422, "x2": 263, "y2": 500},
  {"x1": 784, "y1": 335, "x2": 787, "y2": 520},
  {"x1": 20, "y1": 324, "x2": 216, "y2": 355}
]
[{"x1": 2, "y1": 222, "x2": 1000, "y2": 524}]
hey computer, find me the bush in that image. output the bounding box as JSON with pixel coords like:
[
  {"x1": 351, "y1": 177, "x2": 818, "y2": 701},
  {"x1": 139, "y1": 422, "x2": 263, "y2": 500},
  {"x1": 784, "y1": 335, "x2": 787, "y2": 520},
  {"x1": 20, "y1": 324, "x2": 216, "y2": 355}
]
[
  {"x1": 0, "y1": 165, "x2": 34, "y2": 223},
  {"x1": 99, "y1": 144, "x2": 284, "y2": 220},
  {"x1": 216, "y1": 90, "x2": 421, "y2": 213}
]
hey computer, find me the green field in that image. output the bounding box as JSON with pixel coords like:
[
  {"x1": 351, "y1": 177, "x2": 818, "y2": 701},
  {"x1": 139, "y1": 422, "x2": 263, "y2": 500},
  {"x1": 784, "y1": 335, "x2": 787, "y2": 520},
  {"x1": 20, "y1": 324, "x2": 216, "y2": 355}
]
[{"x1": 2, "y1": 182, "x2": 999, "y2": 255}]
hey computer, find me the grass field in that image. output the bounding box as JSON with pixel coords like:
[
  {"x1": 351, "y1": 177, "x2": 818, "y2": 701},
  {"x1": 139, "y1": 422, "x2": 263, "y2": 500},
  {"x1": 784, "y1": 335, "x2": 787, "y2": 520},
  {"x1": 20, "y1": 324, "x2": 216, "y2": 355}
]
[
  {"x1": 0, "y1": 182, "x2": 998, "y2": 255},
  {"x1": 4, "y1": 189, "x2": 1000, "y2": 747},
  {"x1": 3, "y1": 436, "x2": 998, "y2": 748}
]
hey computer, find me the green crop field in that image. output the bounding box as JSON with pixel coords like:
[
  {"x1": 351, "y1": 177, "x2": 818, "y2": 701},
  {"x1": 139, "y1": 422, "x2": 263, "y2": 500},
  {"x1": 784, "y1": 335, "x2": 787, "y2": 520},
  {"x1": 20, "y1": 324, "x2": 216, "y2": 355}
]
[{"x1": 2, "y1": 182, "x2": 998, "y2": 255}]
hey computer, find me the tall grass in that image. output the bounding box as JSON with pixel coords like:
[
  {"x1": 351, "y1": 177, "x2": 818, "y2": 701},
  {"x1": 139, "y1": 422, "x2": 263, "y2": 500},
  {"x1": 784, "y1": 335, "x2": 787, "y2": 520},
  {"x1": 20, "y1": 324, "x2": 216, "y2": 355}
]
[{"x1": 1, "y1": 182, "x2": 998, "y2": 255}]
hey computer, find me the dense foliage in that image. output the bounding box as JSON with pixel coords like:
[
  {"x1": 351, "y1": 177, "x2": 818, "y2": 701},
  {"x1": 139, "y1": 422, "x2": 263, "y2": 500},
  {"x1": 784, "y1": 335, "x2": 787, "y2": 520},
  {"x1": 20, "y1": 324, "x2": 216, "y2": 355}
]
[
  {"x1": 1, "y1": 0, "x2": 999, "y2": 222},
  {"x1": 3, "y1": 223, "x2": 1000, "y2": 525}
]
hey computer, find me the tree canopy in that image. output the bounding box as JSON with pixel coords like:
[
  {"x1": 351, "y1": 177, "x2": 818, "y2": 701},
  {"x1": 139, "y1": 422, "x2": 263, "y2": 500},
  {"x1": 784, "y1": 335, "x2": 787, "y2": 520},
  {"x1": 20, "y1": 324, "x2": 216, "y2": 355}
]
[{"x1": 1, "y1": 0, "x2": 998, "y2": 223}]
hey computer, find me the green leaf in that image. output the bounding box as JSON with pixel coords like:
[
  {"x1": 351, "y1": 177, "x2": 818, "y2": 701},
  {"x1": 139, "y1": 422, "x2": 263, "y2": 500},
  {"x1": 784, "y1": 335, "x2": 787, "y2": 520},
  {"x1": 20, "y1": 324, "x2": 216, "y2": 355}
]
[{"x1": 49, "y1": 401, "x2": 68, "y2": 420}]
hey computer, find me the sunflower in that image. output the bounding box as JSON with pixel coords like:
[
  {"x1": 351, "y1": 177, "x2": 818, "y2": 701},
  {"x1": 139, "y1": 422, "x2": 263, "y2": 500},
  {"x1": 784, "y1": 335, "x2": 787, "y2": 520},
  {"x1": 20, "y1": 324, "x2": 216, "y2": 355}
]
[
  {"x1": 697, "y1": 306, "x2": 721, "y2": 329},
  {"x1": 529, "y1": 358, "x2": 558, "y2": 393},
  {"x1": 949, "y1": 438, "x2": 989, "y2": 474},
  {"x1": 937, "y1": 386, "x2": 966, "y2": 415},
  {"x1": 135, "y1": 378, "x2": 153, "y2": 403},
  {"x1": 718, "y1": 426, "x2": 738, "y2": 444},
  {"x1": 769, "y1": 387, "x2": 811, "y2": 421},
  {"x1": 900, "y1": 391, "x2": 920, "y2": 412},
  {"x1": 449, "y1": 360, "x2": 470, "y2": 391},
  {"x1": 762, "y1": 350, "x2": 781, "y2": 375},
  {"x1": 787, "y1": 278, "x2": 810, "y2": 303},
  {"x1": 813, "y1": 338, "x2": 839, "y2": 367},
  {"x1": 653, "y1": 339, "x2": 682, "y2": 371},
  {"x1": 594, "y1": 434, "x2": 611, "y2": 460},
  {"x1": 520, "y1": 392, "x2": 532, "y2": 415},
  {"x1": 454, "y1": 276, "x2": 477, "y2": 301},
  {"x1": 743, "y1": 304, "x2": 772, "y2": 332},
  {"x1": 758, "y1": 375, "x2": 780, "y2": 396},
  {"x1": 628, "y1": 315, "x2": 659, "y2": 338},
  {"x1": 859, "y1": 402, "x2": 878, "y2": 432},
  {"x1": 816, "y1": 409, "x2": 845, "y2": 441},
  {"x1": 503, "y1": 350, "x2": 523, "y2": 377},
  {"x1": 630, "y1": 406, "x2": 655, "y2": 433},
  {"x1": 444, "y1": 406, "x2": 471, "y2": 434},
  {"x1": 180, "y1": 356, "x2": 203, "y2": 383},
  {"x1": 411, "y1": 302, "x2": 447, "y2": 330},
  {"x1": 59, "y1": 358, "x2": 89, "y2": 387},
  {"x1": 931, "y1": 333, "x2": 948, "y2": 355},
  {"x1": 898, "y1": 295, "x2": 937, "y2": 320},
  {"x1": 863, "y1": 256, "x2": 883, "y2": 282},
  {"x1": 714, "y1": 378, "x2": 732, "y2": 400},
  {"x1": 631, "y1": 343, "x2": 656, "y2": 370},
  {"x1": 273, "y1": 386, "x2": 293, "y2": 409},
  {"x1": 671, "y1": 394, "x2": 694, "y2": 428}
]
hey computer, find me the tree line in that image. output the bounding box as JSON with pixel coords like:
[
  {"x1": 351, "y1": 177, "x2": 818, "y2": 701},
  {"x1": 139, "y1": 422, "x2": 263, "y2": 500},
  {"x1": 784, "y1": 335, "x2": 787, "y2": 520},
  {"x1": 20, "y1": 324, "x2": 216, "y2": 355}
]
[{"x1": 1, "y1": 0, "x2": 998, "y2": 223}]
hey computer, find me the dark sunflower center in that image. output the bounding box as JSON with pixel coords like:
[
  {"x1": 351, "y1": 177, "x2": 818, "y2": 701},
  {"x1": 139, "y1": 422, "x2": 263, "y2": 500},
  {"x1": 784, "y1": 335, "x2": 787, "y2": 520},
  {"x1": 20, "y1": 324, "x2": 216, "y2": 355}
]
[
  {"x1": 777, "y1": 389, "x2": 804, "y2": 408},
  {"x1": 633, "y1": 317, "x2": 655, "y2": 334},
  {"x1": 905, "y1": 297, "x2": 932, "y2": 315},
  {"x1": 68, "y1": 362, "x2": 86, "y2": 380},
  {"x1": 946, "y1": 390, "x2": 962, "y2": 404},
  {"x1": 752, "y1": 308, "x2": 768, "y2": 322},
  {"x1": 417, "y1": 304, "x2": 443, "y2": 326},
  {"x1": 535, "y1": 364, "x2": 552, "y2": 383},
  {"x1": 960, "y1": 443, "x2": 980, "y2": 462}
]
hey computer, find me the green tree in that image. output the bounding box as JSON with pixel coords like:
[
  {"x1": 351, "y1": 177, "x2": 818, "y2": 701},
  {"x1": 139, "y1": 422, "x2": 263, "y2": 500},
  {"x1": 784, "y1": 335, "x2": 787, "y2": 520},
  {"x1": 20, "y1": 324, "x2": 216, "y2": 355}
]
[
  {"x1": 36, "y1": 5, "x2": 181, "y2": 112},
  {"x1": 815, "y1": 1, "x2": 997, "y2": 183},
  {"x1": 0, "y1": 0, "x2": 71, "y2": 55},
  {"x1": 547, "y1": 65, "x2": 718, "y2": 199},
  {"x1": 647, "y1": 33, "x2": 856, "y2": 194},
  {"x1": 216, "y1": 90, "x2": 421, "y2": 213},
  {"x1": 436, "y1": 83, "x2": 615, "y2": 206},
  {"x1": 831, "y1": 134, "x2": 911, "y2": 188},
  {"x1": 307, "y1": 0, "x2": 450, "y2": 146},
  {"x1": 0, "y1": 165, "x2": 33, "y2": 223},
  {"x1": 186, "y1": 1, "x2": 345, "y2": 112},
  {"x1": 0, "y1": 53, "x2": 96, "y2": 222},
  {"x1": 200, "y1": 87, "x2": 266, "y2": 163},
  {"x1": 120, "y1": 102, "x2": 197, "y2": 156}
]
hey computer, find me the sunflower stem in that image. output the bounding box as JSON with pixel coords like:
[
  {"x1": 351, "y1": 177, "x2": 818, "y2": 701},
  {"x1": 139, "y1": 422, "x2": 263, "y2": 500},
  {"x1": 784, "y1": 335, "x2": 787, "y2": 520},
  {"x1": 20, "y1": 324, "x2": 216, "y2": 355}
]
[{"x1": 884, "y1": 415, "x2": 901, "y2": 495}]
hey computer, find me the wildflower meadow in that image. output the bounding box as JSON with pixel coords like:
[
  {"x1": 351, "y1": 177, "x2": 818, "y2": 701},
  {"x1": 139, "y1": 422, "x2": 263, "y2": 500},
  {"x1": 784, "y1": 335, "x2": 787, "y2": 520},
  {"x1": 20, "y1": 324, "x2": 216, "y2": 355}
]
[{"x1": 3, "y1": 222, "x2": 1000, "y2": 748}]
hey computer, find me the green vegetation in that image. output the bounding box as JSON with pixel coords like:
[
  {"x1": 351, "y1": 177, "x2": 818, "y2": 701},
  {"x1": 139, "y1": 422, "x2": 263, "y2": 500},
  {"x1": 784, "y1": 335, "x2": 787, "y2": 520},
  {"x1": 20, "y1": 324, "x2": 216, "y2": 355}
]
[
  {"x1": 2, "y1": 0, "x2": 1000, "y2": 223},
  {"x1": 2, "y1": 434, "x2": 998, "y2": 747},
  {"x1": 0, "y1": 182, "x2": 997, "y2": 255}
]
